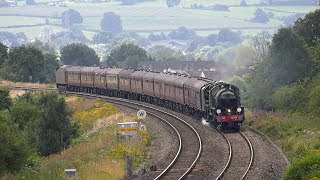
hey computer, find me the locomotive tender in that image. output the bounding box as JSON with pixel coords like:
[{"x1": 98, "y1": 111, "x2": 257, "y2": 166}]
[{"x1": 56, "y1": 65, "x2": 244, "y2": 131}]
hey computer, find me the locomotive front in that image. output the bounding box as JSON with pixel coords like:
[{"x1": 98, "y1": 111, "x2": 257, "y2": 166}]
[{"x1": 210, "y1": 82, "x2": 244, "y2": 131}]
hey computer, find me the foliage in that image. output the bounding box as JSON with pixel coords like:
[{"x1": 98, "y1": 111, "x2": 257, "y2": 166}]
[
  {"x1": 243, "y1": 27, "x2": 317, "y2": 110},
  {"x1": 193, "y1": 45, "x2": 223, "y2": 61},
  {"x1": 10, "y1": 102, "x2": 38, "y2": 130},
  {"x1": 284, "y1": 151, "x2": 320, "y2": 180},
  {"x1": 246, "y1": 111, "x2": 320, "y2": 161},
  {"x1": 249, "y1": 31, "x2": 271, "y2": 65},
  {"x1": 74, "y1": 102, "x2": 118, "y2": 132},
  {"x1": 251, "y1": 8, "x2": 269, "y2": 23},
  {"x1": 268, "y1": 28, "x2": 314, "y2": 88},
  {"x1": 60, "y1": 43, "x2": 100, "y2": 66},
  {"x1": 0, "y1": 88, "x2": 12, "y2": 111},
  {"x1": 187, "y1": 37, "x2": 208, "y2": 52},
  {"x1": 166, "y1": 0, "x2": 180, "y2": 7},
  {"x1": 109, "y1": 32, "x2": 150, "y2": 48},
  {"x1": 148, "y1": 32, "x2": 167, "y2": 41},
  {"x1": 100, "y1": 12, "x2": 123, "y2": 34},
  {"x1": 2, "y1": 45, "x2": 45, "y2": 83},
  {"x1": 283, "y1": 13, "x2": 306, "y2": 27},
  {"x1": 61, "y1": 9, "x2": 83, "y2": 27},
  {"x1": 294, "y1": 9, "x2": 320, "y2": 47},
  {"x1": 149, "y1": 45, "x2": 191, "y2": 61},
  {"x1": 26, "y1": 0, "x2": 37, "y2": 5},
  {"x1": 51, "y1": 27, "x2": 87, "y2": 46},
  {"x1": 91, "y1": 31, "x2": 114, "y2": 44},
  {"x1": 0, "y1": 115, "x2": 30, "y2": 174},
  {"x1": 0, "y1": 42, "x2": 8, "y2": 67},
  {"x1": 242, "y1": 63, "x2": 274, "y2": 110},
  {"x1": 43, "y1": 53, "x2": 59, "y2": 83},
  {"x1": 36, "y1": 93, "x2": 80, "y2": 156},
  {"x1": 27, "y1": 40, "x2": 59, "y2": 83},
  {"x1": 207, "y1": 34, "x2": 218, "y2": 46},
  {"x1": 240, "y1": 0, "x2": 247, "y2": 6},
  {"x1": 0, "y1": 31, "x2": 19, "y2": 47},
  {"x1": 168, "y1": 26, "x2": 196, "y2": 40},
  {"x1": 106, "y1": 43, "x2": 151, "y2": 68},
  {"x1": 27, "y1": 40, "x2": 56, "y2": 55},
  {"x1": 217, "y1": 29, "x2": 241, "y2": 44},
  {"x1": 272, "y1": 82, "x2": 307, "y2": 113}
]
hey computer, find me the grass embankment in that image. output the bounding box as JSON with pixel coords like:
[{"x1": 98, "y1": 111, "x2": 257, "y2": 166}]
[
  {"x1": 0, "y1": 80, "x2": 55, "y2": 88},
  {"x1": 246, "y1": 110, "x2": 320, "y2": 179},
  {"x1": 5, "y1": 96, "x2": 152, "y2": 180}
]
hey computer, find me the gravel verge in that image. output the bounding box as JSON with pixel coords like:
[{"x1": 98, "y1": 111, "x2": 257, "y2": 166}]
[{"x1": 242, "y1": 127, "x2": 289, "y2": 180}]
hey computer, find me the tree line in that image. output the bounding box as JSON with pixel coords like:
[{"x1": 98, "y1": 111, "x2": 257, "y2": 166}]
[
  {"x1": 236, "y1": 9, "x2": 320, "y2": 112},
  {"x1": 0, "y1": 90, "x2": 79, "y2": 175}
]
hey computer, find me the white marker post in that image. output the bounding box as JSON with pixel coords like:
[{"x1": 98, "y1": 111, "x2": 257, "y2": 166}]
[{"x1": 137, "y1": 109, "x2": 147, "y2": 119}]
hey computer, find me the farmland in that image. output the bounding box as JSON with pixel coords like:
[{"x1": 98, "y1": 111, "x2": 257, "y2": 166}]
[{"x1": 0, "y1": 1, "x2": 318, "y2": 40}]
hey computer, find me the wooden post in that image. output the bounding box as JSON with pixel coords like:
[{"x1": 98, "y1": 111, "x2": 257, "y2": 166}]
[{"x1": 126, "y1": 155, "x2": 133, "y2": 180}]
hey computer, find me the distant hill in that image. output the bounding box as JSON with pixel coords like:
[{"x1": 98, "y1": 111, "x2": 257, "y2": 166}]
[{"x1": 262, "y1": 0, "x2": 318, "y2": 6}]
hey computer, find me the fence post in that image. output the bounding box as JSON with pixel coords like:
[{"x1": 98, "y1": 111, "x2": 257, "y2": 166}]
[{"x1": 126, "y1": 155, "x2": 133, "y2": 180}]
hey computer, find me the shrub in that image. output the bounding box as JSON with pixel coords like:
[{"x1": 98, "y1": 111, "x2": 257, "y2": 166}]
[
  {"x1": 284, "y1": 151, "x2": 320, "y2": 180},
  {"x1": 272, "y1": 82, "x2": 307, "y2": 112}
]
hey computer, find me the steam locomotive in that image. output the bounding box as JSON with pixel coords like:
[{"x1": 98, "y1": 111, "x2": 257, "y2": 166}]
[{"x1": 56, "y1": 65, "x2": 244, "y2": 131}]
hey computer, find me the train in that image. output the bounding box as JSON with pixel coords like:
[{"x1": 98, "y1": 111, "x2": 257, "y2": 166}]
[{"x1": 55, "y1": 65, "x2": 245, "y2": 131}]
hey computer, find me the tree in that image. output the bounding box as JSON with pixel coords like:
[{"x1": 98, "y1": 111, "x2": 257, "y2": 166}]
[
  {"x1": 0, "y1": 31, "x2": 19, "y2": 47},
  {"x1": 26, "y1": 0, "x2": 37, "y2": 5},
  {"x1": 0, "y1": 42, "x2": 7, "y2": 67},
  {"x1": 166, "y1": 0, "x2": 180, "y2": 7},
  {"x1": 251, "y1": 8, "x2": 269, "y2": 23},
  {"x1": 0, "y1": 115, "x2": 30, "y2": 174},
  {"x1": 106, "y1": 43, "x2": 151, "y2": 68},
  {"x1": 35, "y1": 93, "x2": 79, "y2": 156},
  {"x1": 149, "y1": 45, "x2": 187, "y2": 61},
  {"x1": 294, "y1": 9, "x2": 320, "y2": 47},
  {"x1": 0, "y1": 88, "x2": 12, "y2": 111},
  {"x1": 217, "y1": 29, "x2": 241, "y2": 43},
  {"x1": 100, "y1": 12, "x2": 123, "y2": 34},
  {"x1": 188, "y1": 37, "x2": 208, "y2": 52},
  {"x1": 43, "y1": 54, "x2": 59, "y2": 83},
  {"x1": 27, "y1": 41, "x2": 59, "y2": 83},
  {"x1": 27, "y1": 40, "x2": 56, "y2": 55},
  {"x1": 61, "y1": 9, "x2": 83, "y2": 27},
  {"x1": 267, "y1": 28, "x2": 314, "y2": 88},
  {"x1": 249, "y1": 32, "x2": 271, "y2": 66},
  {"x1": 207, "y1": 34, "x2": 218, "y2": 46},
  {"x1": 60, "y1": 43, "x2": 100, "y2": 66},
  {"x1": 243, "y1": 28, "x2": 316, "y2": 110},
  {"x1": 240, "y1": 0, "x2": 247, "y2": 6},
  {"x1": 3, "y1": 45, "x2": 45, "y2": 82},
  {"x1": 91, "y1": 31, "x2": 114, "y2": 44},
  {"x1": 168, "y1": 26, "x2": 196, "y2": 40}
]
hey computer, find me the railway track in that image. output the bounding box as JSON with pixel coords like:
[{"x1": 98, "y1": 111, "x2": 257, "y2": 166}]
[
  {"x1": 6, "y1": 86, "x2": 288, "y2": 179},
  {"x1": 69, "y1": 92, "x2": 202, "y2": 180},
  {"x1": 217, "y1": 131, "x2": 254, "y2": 180}
]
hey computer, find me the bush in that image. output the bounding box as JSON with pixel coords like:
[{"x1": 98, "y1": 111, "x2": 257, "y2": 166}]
[
  {"x1": 272, "y1": 82, "x2": 307, "y2": 112},
  {"x1": 284, "y1": 151, "x2": 320, "y2": 180}
]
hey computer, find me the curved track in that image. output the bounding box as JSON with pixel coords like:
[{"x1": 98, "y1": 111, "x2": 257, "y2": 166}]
[
  {"x1": 70, "y1": 92, "x2": 202, "y2": 180},
  {"x1": 217, "y1": 131, "x2": 254, "y2": 180}
]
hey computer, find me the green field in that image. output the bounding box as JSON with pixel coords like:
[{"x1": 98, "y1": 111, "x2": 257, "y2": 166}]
[
  {"x1": 0, "y1": 2, "x2": 318, "y2": 40},
  {"x1": 0, "y1": 25, "x2": 64, "y2": 39}
]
